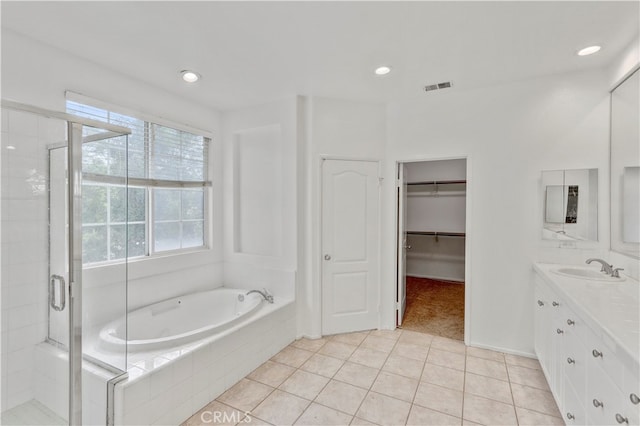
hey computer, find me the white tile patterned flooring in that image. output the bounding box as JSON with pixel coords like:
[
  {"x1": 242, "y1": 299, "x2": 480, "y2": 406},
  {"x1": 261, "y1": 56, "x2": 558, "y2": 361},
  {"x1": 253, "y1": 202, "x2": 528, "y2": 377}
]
[
  {"x1": 0, "y1": 399, "x2": 66, "y2": 425},
  {"x1": 182, "y1": 329, "x2": 562, "y2": 426}
]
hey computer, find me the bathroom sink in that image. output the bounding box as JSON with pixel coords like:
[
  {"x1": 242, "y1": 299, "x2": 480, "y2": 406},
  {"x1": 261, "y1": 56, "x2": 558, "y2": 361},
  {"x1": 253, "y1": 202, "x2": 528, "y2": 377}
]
[{"x1": 551, "y1": 267, "x2": 626, "y2": 282}]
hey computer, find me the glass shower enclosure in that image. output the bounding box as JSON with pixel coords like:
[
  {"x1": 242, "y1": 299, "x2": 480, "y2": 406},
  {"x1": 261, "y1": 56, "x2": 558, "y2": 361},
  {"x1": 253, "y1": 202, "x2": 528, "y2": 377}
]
[{"x1": 1, "y1": 100, "x2": 131, "y2": 425}]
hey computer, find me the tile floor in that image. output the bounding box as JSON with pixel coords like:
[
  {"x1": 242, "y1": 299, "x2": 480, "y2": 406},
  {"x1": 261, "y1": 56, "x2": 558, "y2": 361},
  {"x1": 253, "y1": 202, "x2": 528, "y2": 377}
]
[{"x1": 182, "y1": 329, "x2": 562, "y2": 426}]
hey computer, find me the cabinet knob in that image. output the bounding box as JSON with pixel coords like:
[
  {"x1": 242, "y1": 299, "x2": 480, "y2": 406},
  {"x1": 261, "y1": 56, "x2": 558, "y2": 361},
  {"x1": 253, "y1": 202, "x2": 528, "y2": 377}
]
[
  {"x1": 556, "y1": 328, "x2": 564, "y2": 334},
  {"x1": 567, "y1": 319, "x2": 575, "y2": 325},
  {"x1": 631, "y1": 393, "x2": 640, "y2": 405},
  {"x1": 615, "y1": 414, "x2": 628, "y2": 424},
  {"x1": 566, "y1": 357, "x2": 575, "y2": 364},
  {"x1": 552, "y1": 301, "x2": 560, "y2": 307},
  {"x1": 537, "y1": 300, "x2": 544, "y2": 306},
  {"x1": 592, "y1": 349, "x2": 603, "y2": 358},
  {"x1": 592, "y1": 399, "x2": 603, "y2": 408},
  {"x1": 566, "y1": 413, "x2": 575, "y2": 420}
]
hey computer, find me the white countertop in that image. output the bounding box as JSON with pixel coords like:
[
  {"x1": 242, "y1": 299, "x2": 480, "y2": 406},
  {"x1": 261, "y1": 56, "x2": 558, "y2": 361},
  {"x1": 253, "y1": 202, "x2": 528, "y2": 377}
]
[{"x1": 534, "y1": 262, "x2": 640, "y2": 367}]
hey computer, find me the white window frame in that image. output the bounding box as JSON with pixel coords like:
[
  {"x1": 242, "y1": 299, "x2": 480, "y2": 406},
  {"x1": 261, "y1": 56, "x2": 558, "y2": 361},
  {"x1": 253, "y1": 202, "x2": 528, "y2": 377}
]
[{"x1": 66, "y1": 92, "x2": 213, "y2": 265}]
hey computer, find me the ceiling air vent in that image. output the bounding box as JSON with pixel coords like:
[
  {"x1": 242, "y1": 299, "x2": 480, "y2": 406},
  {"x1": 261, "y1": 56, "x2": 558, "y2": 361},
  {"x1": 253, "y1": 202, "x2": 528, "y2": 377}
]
[{"x1": 424, "y1": 81, "x2": 453, "y2": 92}]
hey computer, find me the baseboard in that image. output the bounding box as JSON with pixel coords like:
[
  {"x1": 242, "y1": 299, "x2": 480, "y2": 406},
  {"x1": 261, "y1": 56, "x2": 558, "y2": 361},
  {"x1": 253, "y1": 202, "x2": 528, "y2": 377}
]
[
  {"x1": 468, "y1": 341, "x2": 537, "y2": 359},
  {"x1": 296, "y1": 333, "x2": 323, "y2": 340},
  {"x1": 406, "y1": 273, "x2": 465, "y2": 283}
]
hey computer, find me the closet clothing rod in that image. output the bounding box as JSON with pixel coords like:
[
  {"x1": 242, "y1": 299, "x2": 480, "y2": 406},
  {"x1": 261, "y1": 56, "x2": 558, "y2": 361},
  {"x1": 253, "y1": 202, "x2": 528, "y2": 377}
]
[
  {"x1": 406, "y1": 231, "x2": 466, "y2": 238},
  {"x1": 407, "y1": 180, "x2": 466, "y2": 186}
]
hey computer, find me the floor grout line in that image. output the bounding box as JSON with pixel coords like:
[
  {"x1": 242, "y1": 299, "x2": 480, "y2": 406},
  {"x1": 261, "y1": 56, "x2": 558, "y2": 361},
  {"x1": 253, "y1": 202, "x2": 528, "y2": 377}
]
[{"x1": 185, "y1": 330, "x2": 562, "y2": 426}]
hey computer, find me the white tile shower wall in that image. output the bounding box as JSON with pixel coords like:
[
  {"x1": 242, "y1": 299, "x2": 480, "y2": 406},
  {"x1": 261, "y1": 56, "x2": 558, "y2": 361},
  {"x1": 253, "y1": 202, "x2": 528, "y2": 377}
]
[
  {"x1": 1, "y1": 109, "x2": 63, "y2": 410},
  {"x1": 114, "y1": 302, "x2": 296, "y2": 426},
  {"x1": 34, "y1": 342, "x2": 113, "y2": 425}
]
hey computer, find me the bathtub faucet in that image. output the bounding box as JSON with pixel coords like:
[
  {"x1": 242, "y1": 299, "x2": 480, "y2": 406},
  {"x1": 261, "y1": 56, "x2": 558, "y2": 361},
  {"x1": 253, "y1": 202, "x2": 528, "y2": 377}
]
[{"x1": 246, "y1": 288, "x2": 274, "y2": 304}]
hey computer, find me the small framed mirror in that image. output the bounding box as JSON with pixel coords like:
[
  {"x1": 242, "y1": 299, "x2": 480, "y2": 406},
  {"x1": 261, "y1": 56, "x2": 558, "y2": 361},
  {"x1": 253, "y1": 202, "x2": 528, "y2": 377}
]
[{"x1": 542, "y1": 168, "x2": 598, "y2": 241}]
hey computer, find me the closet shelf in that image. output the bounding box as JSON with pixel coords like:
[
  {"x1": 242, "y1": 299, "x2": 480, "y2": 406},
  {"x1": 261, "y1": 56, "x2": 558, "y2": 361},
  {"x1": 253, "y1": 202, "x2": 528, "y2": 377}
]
[
  {"x1": 407, "y1": 180, "x2": 466, "y2": 196},
  {"x1": 407, "y1": 180, "x2": 466, "y2": 186},
  {"x1": 406, "y1": 231, "x2": 466, "y2": 238}
]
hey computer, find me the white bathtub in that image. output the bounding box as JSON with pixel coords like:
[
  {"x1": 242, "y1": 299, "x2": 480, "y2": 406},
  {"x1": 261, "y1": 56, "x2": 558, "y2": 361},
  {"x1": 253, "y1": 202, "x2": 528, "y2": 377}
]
[{"x1": 99, "y1": 288, "x2": 264, "y2": 352}]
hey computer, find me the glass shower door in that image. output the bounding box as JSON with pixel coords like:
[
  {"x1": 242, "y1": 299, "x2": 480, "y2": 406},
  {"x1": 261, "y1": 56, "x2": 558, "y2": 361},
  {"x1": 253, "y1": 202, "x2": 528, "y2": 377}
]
[
  {"x1": 47, "y1": 124, "x2": 131, "y2": 425},
  {"x1": 49, "y1": 146, "x2": 69, "y2": 349}
]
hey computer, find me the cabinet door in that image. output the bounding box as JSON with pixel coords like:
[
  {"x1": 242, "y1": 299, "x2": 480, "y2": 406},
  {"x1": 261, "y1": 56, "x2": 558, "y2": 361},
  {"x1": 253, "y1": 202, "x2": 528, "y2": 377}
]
[
  {"x1": 550, "y1": 295, "x2": 566, "y2": 407},
  {"x1": 534, "y1": 284, "x2": 551, "y2": 370},
  {"x1": 587, "y1": 360, "x2": 627, "y2": 426},
  {"x1": 564, "y1": 326, "x2": 587, "y2": 410},
  {"x1": 621, "y1": 363, "x2": 640, "y2": 425},
  {"x1": 564, "y1": 379, "x2": 586, "y2": 425}
]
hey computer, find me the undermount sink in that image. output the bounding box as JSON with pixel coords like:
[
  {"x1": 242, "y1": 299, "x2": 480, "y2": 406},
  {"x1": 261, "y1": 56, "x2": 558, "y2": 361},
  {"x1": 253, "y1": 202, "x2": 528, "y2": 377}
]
[{"x1": 551, "y1": 267, "x2": 626, "y2": 282}]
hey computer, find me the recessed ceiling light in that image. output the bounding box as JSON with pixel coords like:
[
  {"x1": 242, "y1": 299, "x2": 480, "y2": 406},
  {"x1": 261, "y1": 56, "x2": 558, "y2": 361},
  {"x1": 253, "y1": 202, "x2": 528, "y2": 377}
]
[
  {"x1": 180, "y1": 70, "x2": 200, "y2": 83},
  {"x1": 374, "y1": 66, "x2": 392, "y2": 76},
  {"x1": 6, "y1": 145, "x2": 16, "y2": 150},
  {"x1": 577, "y1": 46, "x2": 601, "y2": 56}
]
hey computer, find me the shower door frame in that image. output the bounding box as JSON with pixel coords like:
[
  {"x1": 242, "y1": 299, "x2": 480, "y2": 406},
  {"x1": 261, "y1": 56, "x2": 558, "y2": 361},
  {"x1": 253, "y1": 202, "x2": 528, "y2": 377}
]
[{"x1": 1, "y1": 100, "x2": 131, "y2": 425}]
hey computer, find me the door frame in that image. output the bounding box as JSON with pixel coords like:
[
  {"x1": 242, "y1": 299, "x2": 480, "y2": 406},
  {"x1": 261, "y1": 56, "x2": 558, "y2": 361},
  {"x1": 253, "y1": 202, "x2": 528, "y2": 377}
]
[
  {"x1": 395, "y1": 155, "x2": 472, "y2": 345},
  {"x1": 319, "y1": 156, "x2": 382, "y2": 336}
]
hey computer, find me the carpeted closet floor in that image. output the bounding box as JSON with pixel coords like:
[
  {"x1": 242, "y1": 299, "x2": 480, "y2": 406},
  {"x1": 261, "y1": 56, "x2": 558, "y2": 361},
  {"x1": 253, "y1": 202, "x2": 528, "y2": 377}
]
[{"x1": 401, "y1": 276, "x2": 465, "y2": 341}]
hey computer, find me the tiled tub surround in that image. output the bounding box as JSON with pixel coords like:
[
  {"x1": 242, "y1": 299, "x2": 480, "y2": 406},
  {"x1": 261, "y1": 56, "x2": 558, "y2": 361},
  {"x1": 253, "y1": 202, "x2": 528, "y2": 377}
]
[
  {"x1": 533, "y1": 263, "x2": 640, "y2": 425},
  {"x1": 183, "y1": 329, "x2": 562, "y2": 426},
  {"x1": 114, "y1": 298, "x2": 295, "y2": 425}
]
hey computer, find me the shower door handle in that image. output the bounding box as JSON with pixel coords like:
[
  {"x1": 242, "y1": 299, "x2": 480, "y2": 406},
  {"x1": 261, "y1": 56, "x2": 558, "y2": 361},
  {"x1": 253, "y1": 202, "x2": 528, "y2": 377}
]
[{"x1": 49, "y1": 274, "x2": 66, "y2": 312}]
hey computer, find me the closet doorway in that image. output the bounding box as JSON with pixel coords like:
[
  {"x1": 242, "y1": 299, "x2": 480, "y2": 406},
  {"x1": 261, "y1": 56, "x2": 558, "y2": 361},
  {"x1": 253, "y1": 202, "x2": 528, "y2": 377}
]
[{"x1": 397, "y1": 158, "x2": 467, "y2": 341}]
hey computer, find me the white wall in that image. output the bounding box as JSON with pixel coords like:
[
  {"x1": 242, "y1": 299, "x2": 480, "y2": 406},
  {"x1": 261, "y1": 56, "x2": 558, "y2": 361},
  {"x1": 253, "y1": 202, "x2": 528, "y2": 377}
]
[
  {"x1": 220, "y1": 98, "x2": 299, "y2": 299},
  {"x1": 608, "y1": 34, "x2": 640, "y2": 89},
  {"x1": 297, "y1": 97, "x2": 387, "y2": 338},
  {"x1": 383, "y1": 69, "x2": 612, "y2": 355}
]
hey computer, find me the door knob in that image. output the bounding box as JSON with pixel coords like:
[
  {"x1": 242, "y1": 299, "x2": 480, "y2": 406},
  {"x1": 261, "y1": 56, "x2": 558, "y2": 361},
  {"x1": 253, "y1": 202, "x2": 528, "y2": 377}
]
[
  {"x1": 324, "y1": 254, "x2": 331, "y2": 260},
  {"x1": 615, "y1": 414, "x2": 628, "y2": 424},
  {"x1": 404, "y1": 245, "x2": 412, "y2": 250}
]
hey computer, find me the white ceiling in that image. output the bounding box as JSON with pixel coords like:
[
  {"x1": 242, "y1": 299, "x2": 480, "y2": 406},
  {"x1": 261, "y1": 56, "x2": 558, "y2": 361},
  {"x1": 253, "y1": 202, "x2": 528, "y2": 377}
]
[{"x1": 2, "y1": 1, "x2": 639, "y2": 111}]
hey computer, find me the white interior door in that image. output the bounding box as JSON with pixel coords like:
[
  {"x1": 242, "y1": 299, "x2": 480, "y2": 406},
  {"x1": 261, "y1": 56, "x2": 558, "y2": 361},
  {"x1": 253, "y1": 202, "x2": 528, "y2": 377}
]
[
  {"x1": 48, "y1": 146, "x2": 69, "y2": 348},
  {"x1": 321, "y1": 159, "x2": 380, "y2": 335},
  {"x1": 397, "y1": 163, "x2": 408, "y2": 326}
]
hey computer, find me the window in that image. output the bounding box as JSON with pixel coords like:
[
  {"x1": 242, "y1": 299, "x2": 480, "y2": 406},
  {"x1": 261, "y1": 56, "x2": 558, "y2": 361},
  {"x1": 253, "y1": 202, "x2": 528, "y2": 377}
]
[{"x1": 67, "y1": 99, "x2": 211, "y2": 264}]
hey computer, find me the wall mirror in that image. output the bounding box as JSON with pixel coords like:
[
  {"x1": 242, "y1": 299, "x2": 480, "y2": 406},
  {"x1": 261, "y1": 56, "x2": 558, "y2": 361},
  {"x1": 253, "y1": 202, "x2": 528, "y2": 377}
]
[
  {"x1": 541, "y1": 168, "x2": 598, "y2": 241},
  {"x1": 611, "y1": 67, "x2": 640, "y2": 258}
]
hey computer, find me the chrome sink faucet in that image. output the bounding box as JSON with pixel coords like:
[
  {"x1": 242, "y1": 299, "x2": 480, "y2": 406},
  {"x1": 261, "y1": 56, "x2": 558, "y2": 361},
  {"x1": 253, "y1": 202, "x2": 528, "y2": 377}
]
[
  {"x1": 585, "y1": 258, "x2": 623, "y2": 277},
  {"x1": 246, "y1": 288, "x2": 274, "y2": 303}
]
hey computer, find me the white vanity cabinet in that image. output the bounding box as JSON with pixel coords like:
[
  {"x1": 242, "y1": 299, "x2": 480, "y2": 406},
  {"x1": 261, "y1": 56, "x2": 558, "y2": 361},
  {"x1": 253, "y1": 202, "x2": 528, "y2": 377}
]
[{"x1": 533, "y1": 264, "x2": 640, "y2": 426}]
